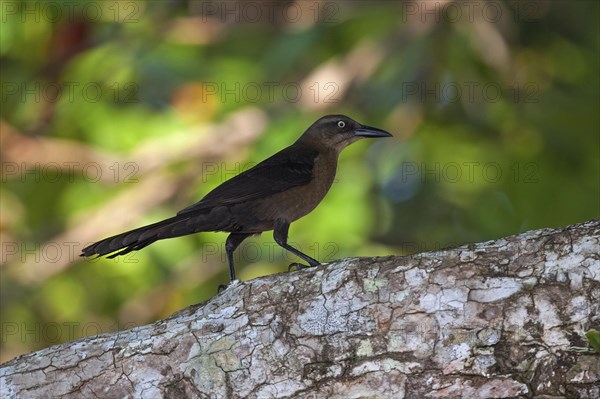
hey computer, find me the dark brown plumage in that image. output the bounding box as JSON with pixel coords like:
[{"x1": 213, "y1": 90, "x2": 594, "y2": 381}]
[{"x1": 81, "y1": 114, "x2": 392, "y2": 285}]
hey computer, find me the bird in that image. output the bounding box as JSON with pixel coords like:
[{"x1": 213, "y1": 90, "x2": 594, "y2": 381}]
[{"x1": 81, "y1": 114, "x2": 392, "y2": 287}]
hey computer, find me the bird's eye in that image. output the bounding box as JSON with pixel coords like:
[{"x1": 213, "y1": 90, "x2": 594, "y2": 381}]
[{"x1": 337, "y1": 121, "x2": 346, "y2": 128}]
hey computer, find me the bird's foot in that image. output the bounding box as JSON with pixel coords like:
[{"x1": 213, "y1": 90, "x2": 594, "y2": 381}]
[
  {"x1": 218, "y1": 279, "x2": 240, "y2": 293},
  {"x1": 288, "y1": 262, "x2": 319, "y2": 272}
]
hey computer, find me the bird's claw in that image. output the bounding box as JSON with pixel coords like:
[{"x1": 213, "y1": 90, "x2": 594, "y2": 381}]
[
  {"x1": 288, "y1": 262, "x2": 318, "y2": 272},
  {"x1": 218, "y1": 279, "x2": 240, "y2": 293}
]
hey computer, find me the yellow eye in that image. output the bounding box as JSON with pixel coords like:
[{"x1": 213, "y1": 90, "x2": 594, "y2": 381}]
[{"x1": 337, "y1": 121, "x2": 346, "y2": 128}]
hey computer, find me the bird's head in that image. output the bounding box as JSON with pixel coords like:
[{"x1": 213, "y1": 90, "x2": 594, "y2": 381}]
[{"x1": 299, "y1": 114, "x2": 392, "y2": 152}]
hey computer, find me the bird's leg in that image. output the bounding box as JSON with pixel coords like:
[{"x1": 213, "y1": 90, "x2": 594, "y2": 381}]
[
  {"x1": 273, "y1": 219, "x2": 320, "y2": 272},
  {"x1": 218, "y1": 232, "x2": 252, "y2": 292}
]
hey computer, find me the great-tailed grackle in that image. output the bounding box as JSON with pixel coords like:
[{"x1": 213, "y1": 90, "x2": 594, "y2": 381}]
[{"x1": 81, "y1": 115, "x2": 392, "y2": 286}]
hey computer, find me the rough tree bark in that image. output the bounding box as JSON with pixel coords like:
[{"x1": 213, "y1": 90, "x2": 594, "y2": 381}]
[{"x1": 1, "y1": 219, "x2": 599, "y2": 399}]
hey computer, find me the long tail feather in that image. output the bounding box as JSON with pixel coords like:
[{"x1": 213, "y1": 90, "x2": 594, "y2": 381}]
[{"x1": 81, "y1": 215, "x2": 193, "y2": 258}]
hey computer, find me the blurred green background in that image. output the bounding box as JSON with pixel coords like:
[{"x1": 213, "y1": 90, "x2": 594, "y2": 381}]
[{"x1": 1, "y1": 0, "x2": 598, "y2": 363}]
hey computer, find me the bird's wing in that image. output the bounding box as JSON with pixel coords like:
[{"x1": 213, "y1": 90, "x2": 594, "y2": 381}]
[{"x1": 177, "y1": 145, "x2": 318, "y2": 215}]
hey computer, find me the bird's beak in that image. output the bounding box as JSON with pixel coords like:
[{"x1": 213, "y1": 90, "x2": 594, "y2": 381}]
[{"x1": 353, "y1": 125, "x2": 393, "y2": 138}]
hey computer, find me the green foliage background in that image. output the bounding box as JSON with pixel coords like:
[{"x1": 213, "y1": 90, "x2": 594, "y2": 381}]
[{"x1": 1, "y1": 0, "x2": 598, "y2": 362}]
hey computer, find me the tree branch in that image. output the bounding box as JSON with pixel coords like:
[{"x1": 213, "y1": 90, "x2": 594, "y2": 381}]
[{"x1": 2, "y1": 219, "x2": 599, "y2": 398}]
